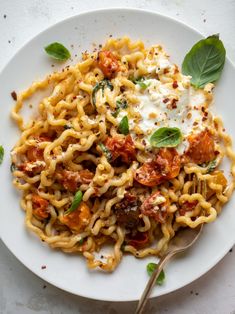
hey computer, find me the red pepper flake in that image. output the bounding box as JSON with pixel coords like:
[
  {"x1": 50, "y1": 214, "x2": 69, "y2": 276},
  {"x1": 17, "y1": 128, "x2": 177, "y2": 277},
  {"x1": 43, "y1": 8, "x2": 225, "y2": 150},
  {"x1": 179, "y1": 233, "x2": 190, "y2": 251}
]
[
  {"x1": 171, "y1": 99, "x2": 177, "y2": 109},
  {"x1": 172, "y1": 81, "x2": 178, "y2": 89},
  {"x1": 163, "y1": 98, "x2": 169, "y2": 104},
  {"x1": 174, "y1": 66, "x2": 179, "y2": 74},
  {"x1": 41, "y1": 265, "x2": 47, "y2": 269},
  {"x1": 201, "y1": 106, "x2": 205, "y2": 112},
  {"x1": 11, "y1": 91, "x2": 17, "y2": 101},
  {"x1": 163, "y1": 68, "x2": 169, "y2": 74}
]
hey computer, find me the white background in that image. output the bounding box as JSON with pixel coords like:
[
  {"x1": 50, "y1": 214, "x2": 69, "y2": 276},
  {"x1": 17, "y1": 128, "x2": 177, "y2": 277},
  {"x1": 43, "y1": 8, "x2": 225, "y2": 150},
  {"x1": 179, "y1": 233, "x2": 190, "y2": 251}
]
[{"x1": 0, "y1": 1, "x2": 235, "y2": 313}]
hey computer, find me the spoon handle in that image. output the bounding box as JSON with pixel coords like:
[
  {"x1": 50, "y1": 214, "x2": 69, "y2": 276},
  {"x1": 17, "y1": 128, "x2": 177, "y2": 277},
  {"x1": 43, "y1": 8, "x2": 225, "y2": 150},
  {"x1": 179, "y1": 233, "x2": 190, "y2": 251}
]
[{"x1": 135, "y1": 252, "x2": 173, "y2": 314}]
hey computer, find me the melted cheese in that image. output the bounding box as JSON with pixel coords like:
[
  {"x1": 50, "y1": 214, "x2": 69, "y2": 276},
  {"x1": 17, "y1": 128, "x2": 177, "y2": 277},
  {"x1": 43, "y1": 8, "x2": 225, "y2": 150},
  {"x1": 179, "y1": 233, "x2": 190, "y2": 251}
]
[
  {"x1": 116, "y1": 46, "x2": 212, "y2": 155},
  {"x1": 117, "y1": 82, "x2": 210, "y2": 154}
]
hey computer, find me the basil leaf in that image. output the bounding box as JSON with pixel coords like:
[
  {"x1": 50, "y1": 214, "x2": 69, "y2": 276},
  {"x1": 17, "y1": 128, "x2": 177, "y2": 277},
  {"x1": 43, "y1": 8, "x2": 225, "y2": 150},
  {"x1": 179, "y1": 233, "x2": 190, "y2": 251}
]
[
  {"x1": 64, "y1": 124, "x2": 73, "y2": 130},
  {"x1": 207, "y1": 159, "x2": 217, "y2": 173},
  {"x1": 112, "y1": 109, "x2": 120, "y2": 118},
  {"x1": 116, "y1": 99, "x2": 128, "y2": 109},
  {"x1": 99, "y1": 143, "x2": 112, "y2": 162},
  {"x1": 64, "y1": 190, "x2": 83, "y2": 215},
  {"x1": 112, "y1": 99, "x2": 128, "y2": 117},
  {"x1": 118, "y1": 116, "x2": 129, "y2": 135},
  {"x1": 134, "y1": 77, "x2": 150, "y2": 89},
  {"x1": 146, "y1": 263, "x2": 165, "y2": 286},
  {"x1": 92, "y1": 79, "x2": 114, "y2": 107},
  {"x1": 44, "y1": 42, "x2": 71, "y2": 61},
  {"x1": 150, "y1": 127, "x2": 182, "y2": 148},
  {"x1": 10, "y1": 163, "x2": 17, "y2": 172},
  {"x1": 79, "y1": 238, "x2": 84, "y2": 245},
  {"x1": 182, "y1": 34, "x2": 226, "y2": 88},
  {"x1": 0, "y1": 146, "x2": 4, "y2": 165}
]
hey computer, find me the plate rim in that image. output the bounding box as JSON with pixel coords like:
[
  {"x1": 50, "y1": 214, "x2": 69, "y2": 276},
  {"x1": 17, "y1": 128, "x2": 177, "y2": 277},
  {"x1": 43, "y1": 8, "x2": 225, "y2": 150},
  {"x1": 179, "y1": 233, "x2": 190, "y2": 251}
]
[{"x1": 0, "y1": 7, "x2": 234, "y2": 302}]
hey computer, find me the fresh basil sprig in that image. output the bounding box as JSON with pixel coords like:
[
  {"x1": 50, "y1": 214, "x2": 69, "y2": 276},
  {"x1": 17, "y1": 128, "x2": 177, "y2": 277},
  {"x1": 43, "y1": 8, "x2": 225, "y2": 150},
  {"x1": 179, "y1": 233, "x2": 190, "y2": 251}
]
[
  {"x1": 118, "y1": 116, "x2": 129, "y2": 135},
  {"x1": 44, "y1": 42, "x2": 71, "y2": 61},
  {"x1": 112, "y1": 99, "x2": 128, "y2": 117},
  {"x1": 99, "y1": 143, "x2": 112, "y2": 162},
  {"x1": 64, "y1": 190, "x2": 83, "y2": 215},
  {"x1": 92, "y1": 79, "x2": 114, "y2": 107},
  {"x1": 150, "y1": 127, "x2": 182, "y2": 148},
  {"x1": 146, "y1": 262, "x2": 165, "y2": 286},
  {"x1": 0, "y1": 146, "x2": 4, "y2": 165},
  {"x1": 182, "y1": 34, "x2": 226, "y2": 88}
]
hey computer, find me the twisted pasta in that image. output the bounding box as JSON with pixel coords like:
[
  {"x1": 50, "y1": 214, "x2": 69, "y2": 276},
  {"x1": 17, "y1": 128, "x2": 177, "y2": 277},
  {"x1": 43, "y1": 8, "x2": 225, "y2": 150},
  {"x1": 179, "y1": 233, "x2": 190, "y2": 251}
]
[{"x1": 11, "y1": 37, "x2": 235, "y2": 271}]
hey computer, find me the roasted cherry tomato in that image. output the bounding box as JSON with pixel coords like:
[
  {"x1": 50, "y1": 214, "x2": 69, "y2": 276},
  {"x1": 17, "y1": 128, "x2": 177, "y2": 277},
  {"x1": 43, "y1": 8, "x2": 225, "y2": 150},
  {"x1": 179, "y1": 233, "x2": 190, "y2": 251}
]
[
  {"x1": 26, "y1": 135, "x2": 51, "y2": 162},
  {"x1": 113, "y1": 193, "x2": 140, "y2": 228},
  {"x1": 127, "y1": 231, "x2": 149, "y2": 249},
  {"x1": 32, "y1": 194, "x2": 49, "y2": 219},
  {"x1": 56, "y1": 169, "x2": 94, "y2": 192},
  {"x1": 97, "y1": 50, "x2": 119, "y2": 78},
  {"x1": 18, "y1": 161, "x2": 45, "y2": 176},
  {"x1": 61, "y1": 202, "x2": 91, "y2": 232},
  {"x1": 178, "y1": 200, "x2": 198, "y2": 216},
  {"x1": 27, "y1": 147, "x2": 44, "y2": 162},
  {"x1": 184, "y1": 129, "x2": 215, "y2": 164},
  {"x1": 105, "y1": 134, "x2": 136, "y2": 163},
  {"x1": 135, "y1": 148, "x2": 180, "y2": 187},
  {"x1": 141, "y1": 191, "x2": 169, "y2": 223}
]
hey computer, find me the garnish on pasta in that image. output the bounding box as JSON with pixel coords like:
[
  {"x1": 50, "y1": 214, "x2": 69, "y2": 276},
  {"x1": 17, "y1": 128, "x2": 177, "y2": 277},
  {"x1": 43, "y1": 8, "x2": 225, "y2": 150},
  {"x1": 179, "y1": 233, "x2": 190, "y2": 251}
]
[{"x1": 11, "y1": 36, "x2": 235, "y2": 272}]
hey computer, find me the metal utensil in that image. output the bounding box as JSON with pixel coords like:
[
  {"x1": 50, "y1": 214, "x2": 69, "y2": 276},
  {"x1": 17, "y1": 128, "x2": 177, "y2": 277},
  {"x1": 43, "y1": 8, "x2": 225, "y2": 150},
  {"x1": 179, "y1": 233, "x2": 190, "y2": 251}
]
[{"x1": 135, "y1": 175, "x2": 206, "y2": 314}]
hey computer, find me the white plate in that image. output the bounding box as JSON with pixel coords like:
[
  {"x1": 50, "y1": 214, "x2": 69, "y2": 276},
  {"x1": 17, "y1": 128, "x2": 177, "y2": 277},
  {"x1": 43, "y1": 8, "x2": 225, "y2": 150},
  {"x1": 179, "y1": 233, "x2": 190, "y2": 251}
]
[{"x1": 0, "y1": 8, "x2": 235, "y2": 302}]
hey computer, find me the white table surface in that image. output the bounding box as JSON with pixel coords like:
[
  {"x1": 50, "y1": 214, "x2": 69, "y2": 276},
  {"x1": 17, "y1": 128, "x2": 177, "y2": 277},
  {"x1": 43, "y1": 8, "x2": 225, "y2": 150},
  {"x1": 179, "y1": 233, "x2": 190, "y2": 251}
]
[{"x1": 0, "y1": 1, "x2": 235, "y2": 313}]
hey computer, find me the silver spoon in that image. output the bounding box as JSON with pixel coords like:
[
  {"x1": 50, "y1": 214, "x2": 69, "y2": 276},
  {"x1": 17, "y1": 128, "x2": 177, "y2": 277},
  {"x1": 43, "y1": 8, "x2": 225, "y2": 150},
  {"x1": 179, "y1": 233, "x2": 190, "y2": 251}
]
[{"x1": 136, "y1": 175, "x2": 206, "y2": 314}]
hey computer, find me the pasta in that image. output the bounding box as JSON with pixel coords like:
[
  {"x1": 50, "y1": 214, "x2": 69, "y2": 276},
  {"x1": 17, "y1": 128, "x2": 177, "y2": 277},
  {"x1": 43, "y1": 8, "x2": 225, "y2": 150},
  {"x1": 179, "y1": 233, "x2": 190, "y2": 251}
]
[{"x1": 11, "y1": 37, "x2": 235, "y2": 272}]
